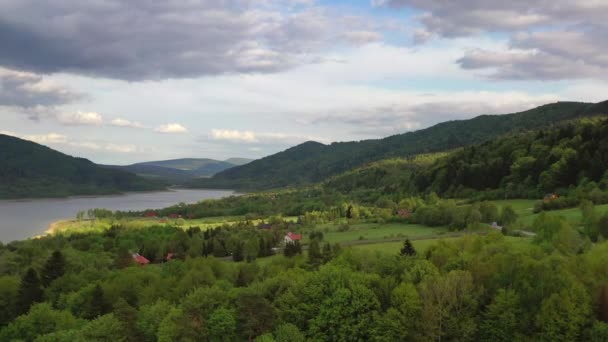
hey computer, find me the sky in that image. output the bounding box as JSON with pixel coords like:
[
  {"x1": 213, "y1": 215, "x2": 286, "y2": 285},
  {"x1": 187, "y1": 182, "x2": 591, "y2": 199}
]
[{"x1": 1, "y1": 0, "x2": 608, "y2": 164}]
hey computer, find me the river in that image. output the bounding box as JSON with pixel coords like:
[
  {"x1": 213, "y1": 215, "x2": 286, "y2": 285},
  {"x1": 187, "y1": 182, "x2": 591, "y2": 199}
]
[{"x1": 0, "y1": 188, "x2": 234, "y2": 242}]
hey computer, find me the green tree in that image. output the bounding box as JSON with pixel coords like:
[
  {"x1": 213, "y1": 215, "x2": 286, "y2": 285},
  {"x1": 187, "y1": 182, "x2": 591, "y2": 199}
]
[
  {"x1": 237, "y1": 293, "x2": 276, "y2": 341},
  {"x1": 208, "y1": 308, "x2": 237, "y2": 342},
  {"x1": 419, "y1": 270, "x2": 478, "y2": 341},
  {"x1": 0, "y1": 303, "x2": 82, "y2": 341},
  {"x1": 16, "y1": 268, "x2": 44, "y2": 315},
  {"x1": 41, "y1": 250, "x2": 66, "y2": 287},
  {"x1": 480, "y1": 289, "x2": 521, "y2": 341},
  {"x1": 499, "y1": 205, "x2": 518, "y2": 226},
  {"x1": 400, "y1": 238, "x2": 416, "y2": 257},
  {"x1": 274, "y1": 323, "x2": 305, "y2": 342},
  {"x1": 79, "y1": 313, "x2": 128, "y2": 342},
  {"x1": 309, "y1": 284, "x2": 379, "y2": 341},
  {"x1": 85, "y1": 284, "x2": 109, "y2": 319},
  {"x1": 244, "y1": 238, "x2": 260, "y2": 262},
  {"x1": 308, "y1": 239, "x2": 323, "y2": 267},
  {"x1": 0, "y1": 275, "x2": 19, "y2": 326},
  {"x1": 536, "y1": 285, "x2": 591, "y2": 341}
]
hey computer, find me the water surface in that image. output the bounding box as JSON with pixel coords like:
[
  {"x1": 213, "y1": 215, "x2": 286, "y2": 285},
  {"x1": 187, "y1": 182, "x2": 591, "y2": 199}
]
[{"x1": 0, "y1": 189, "x2": 234, "y2": 242}]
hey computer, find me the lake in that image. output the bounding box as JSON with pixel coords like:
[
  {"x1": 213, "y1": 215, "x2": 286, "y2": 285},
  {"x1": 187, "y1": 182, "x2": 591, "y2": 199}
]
[{"x1": 0, "y1": 188, "x2": 234, "y2": 242}]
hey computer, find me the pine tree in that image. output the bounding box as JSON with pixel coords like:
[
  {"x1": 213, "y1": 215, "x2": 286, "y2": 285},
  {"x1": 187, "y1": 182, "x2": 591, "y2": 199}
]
[
  {"x1": 16, "y1": 268, "x2": 43, "y2": 315},
  {"x1": 308, "y1": 240, "x2": 323, "y2": 267},
  {"x1": 233, "y1": 242, "x2": 244, "y2": 262},
  {"x1": 322, "y1": 242, "x2": 333, "y2": 263},
  {"x1": 86, "y1": 284, "x2": 109, "y2": 319},
  {"x1": 41, "y1": 250, "x2": 66, "y2": 287},
  {"x1": 400, "y1": 239, "x2": 416, "y2": 257}
]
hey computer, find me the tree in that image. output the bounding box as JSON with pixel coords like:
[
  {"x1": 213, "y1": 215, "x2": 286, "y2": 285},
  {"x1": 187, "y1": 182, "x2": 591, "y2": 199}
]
[
  {"x1": 244, "y1": 238, "x2": 260, "y2": 262},
  {"x1": 0, "y1": 303, "x2": 82, "y2": 342},
  {"x1": 274, "y1": 323, "x2": 305, "y2": 342},
  {"x1": 208, "y1": 308, "x2": 237, "y2": 342},
  {"x1": 480, "y1": 289, "x2": 521, "y2": 342},
  {"x1": 419, "y1": 271, "x2": 478, "y2": 341},
  {"x1": 499, "y1": 205, "x2": 518, "y2": 226},
  {"x1": 16, "y1": 268, "x2": 44, "y2": 315},
  {"x1": 308, "y1": 239, "x2": 323, "y2": 267},
  {"x1": 322, "y1": 243, "x2": 333, "y2": 263},
  {"x1": 480, "y1": 201, "x2": 499, "y2": 222},
  {"x1": 536, "y1": 285, "x2": 591, "y2": 341},
  {"x1": 79, "y1": 313, "x2": 128, "y2": 341},
  {"x1": 41, "y1": 250, "x2": 66, "y2": 287},
  {"x1": 400, "y1": 238, "x2": 416, "y2": 257},
  {"x1": 233, "y1": 242, "x2": 244, "y2": 262},
  {"x1": 85, "y1": 284, "x2": 109, "y2": 319},
  {"x1": 283, "y1": 241, "x2": 301, "y2": 257},
  {"x1": 237, "y1": 293, "x2": 276, "y2": 341}
]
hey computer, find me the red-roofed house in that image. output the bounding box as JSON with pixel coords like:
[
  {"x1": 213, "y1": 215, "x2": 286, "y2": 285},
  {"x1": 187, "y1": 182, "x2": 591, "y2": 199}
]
[
  {"x1": 166, "y1": 253, "x2": 174, "y2": 261},
  {"x1": 284, "y1": 232, "x2": 302, "y2": 244},
  {"x1": 132, "y1": 253, "x2": 150, "y2": 265},
  {"x1": 143, "y1": 211, "x2": 158, "y2": 218}
]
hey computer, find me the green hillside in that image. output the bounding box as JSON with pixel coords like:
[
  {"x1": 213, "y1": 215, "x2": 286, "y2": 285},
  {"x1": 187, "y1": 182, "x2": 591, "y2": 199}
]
[
  {"x1": 193, "y1": 100, "x2": 608, "y2": 190},
  {"x1": 0, "y1": 135, "x2": 165, "y2": 199}
]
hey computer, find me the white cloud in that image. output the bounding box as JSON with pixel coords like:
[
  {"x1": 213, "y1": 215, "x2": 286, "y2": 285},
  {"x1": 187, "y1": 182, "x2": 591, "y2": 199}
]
[
  {"x1": 104, "y1": 143, "x2": 137, "y2": 153},
  {"x1": 1, "y1": 131, "x2": 69, "y2": 144},
  {"x1": 110, "y1": 118, "x2": 144, "y2": 128},
  {"x1": 57, "y1": 111, "x2": 103, "y2": 126},
  {"x1": 208, "y1": 129, "x2": 326, "y2": 145},
  {"x1": 210, "y1": 129, "x2": 258, "y2": 143},
  {"x1": 154, "y1": 123, "x2": 188, "y2": 134}
]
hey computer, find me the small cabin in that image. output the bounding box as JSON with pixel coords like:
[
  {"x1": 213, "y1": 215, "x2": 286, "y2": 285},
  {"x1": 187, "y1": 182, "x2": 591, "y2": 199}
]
[
  {"x1": 397, "y1": 209, "x2": 412, "y2": 218},
  {"x1": 490, "y1": 222, "x2": 503, "y2": 231},
  {"x1": 284, "y1": 232, "x2": 302, "y2": 244},
  {"x1": 132, "y1": 253, "x2": 150, "y2": 266}
]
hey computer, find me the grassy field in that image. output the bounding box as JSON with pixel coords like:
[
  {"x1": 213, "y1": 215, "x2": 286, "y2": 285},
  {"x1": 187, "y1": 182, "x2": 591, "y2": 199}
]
[
  {"x1": 489, "y1": 199, "x2": 608, "y2": 228},
  {"x1": 311, "y1": 222, "x2": 449, "y2": 244},
  {"x1": 352, "y1": 235, "x2": 534, "y2": 255}
]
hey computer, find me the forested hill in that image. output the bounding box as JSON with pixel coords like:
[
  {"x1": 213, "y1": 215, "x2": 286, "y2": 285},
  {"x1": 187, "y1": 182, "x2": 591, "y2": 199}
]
[
  {"x1": 104, "y1": 158, "x2": 252, "y2": 183},
  {"x1": 0, "y1": 135, "x2": 165, "y2": 199},
  {"x1": 194, "y1": 100, "x2": 608, "y2": 190}
]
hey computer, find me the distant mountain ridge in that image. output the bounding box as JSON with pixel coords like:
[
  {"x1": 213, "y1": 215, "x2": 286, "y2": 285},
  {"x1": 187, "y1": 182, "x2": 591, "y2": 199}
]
[
  {"x1": 0, "y1": 134, "x2": 165, "y2": 199},
  {"x1": 193, "y1": 100, "x2": 608, "y2": 190},
  {"x1": 105, "y1": 157, "x2": 253, "y2": 183}
]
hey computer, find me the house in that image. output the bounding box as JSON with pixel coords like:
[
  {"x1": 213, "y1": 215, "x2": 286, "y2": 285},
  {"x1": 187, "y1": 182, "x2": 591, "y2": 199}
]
[
  {"x1": 143, "y1": 211, "x2": 158, "y2": 218},
  {"x1": 544, "y1": 193, "x2": 559, "y2": 202},
  {"x1": 132, "y1": 253, "x2": 150, "y2": 265},
  {"x1": 490, "y1": 222, "x2": 503, "y2": 231},
  {"x1": 168, "y1": 213, "x2": 182, "y2": 219},
  {"x1": 258, "y1": 223, "x2": 272, "y2": 230},
  {"x1": 284, "y1": 232, "x2": 302, "y2": 244},
  {"x1": 165, "y1": 253, "x2": 174, "y2": 261}
]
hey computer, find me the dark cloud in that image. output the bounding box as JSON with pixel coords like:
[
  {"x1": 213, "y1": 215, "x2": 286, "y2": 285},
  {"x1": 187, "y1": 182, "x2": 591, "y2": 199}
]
[
  {"x1": 375, "y1": 0, "x2": 608, "y2": 80},
  {"x1": 0, "y1": 1, "x2": 381, "y2": 80},
  {"x1": 0, "y1": 68, "x2": 81, "y2": 108}
]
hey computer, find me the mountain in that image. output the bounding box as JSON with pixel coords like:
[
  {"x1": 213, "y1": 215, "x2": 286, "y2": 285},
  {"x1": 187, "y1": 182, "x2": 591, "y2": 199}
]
[
  {"x1": 224, "y1": 158, "x2": 253, "y2": 166},
  {"x1": 0, "y1": 134, "x2": 165, "y2": 199},
  {"x1": 106, "y1": 157, "x2": 253, "y2": 183},
  {"x1": 193, "y1": 100, "x2": 608, "y2": 190}
]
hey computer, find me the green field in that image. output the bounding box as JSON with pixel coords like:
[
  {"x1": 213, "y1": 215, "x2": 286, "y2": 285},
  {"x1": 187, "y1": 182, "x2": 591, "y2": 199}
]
[
  {"x1": 310, "y1": 222, "x2": 449, "y2": 244},
  {"x1": 352, "y1": 235, "x2": 534, "y2": 255}
]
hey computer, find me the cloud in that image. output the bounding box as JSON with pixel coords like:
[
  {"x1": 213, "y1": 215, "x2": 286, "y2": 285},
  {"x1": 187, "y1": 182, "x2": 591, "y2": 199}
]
[
  {"x1": 1, "y1": 130, "x2": 137, "y2": 153},
  {"x1": 376, "y1": 1, "x2": 608, "y2": 80},
  {"x1": 0, "y1": 1, "x2": 384, "y2": 80},
  {"x1": 110, "y1": 118, "x2": 144, "y2": 129},
  {"x1": 310, "y1": 92, "x2": 559, "y2": 137},
  {"x1": 207, "y1": 129, "x2": 326, "y2": 145},
  {"x1": 0, "y1": 67, "x2": 82, "y2": 119},
  {"x1": 0, "y1": 131, "x2": 69, "y2": 144},
  {"x1": 155, "y1": 123, "x2": 188, "y2": 134},
  {"x1": 56, "y1": 111, "x2": 103, "y2": 126}
]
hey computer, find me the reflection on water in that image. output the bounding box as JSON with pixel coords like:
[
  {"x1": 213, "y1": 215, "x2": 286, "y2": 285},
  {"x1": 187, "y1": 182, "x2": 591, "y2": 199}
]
[{"x1": 0, "y1": 189, "x2": 234, "y2": 242}]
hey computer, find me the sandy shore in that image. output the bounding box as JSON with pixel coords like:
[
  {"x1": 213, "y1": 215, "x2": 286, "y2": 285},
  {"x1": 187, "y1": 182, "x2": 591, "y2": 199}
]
[{"x1": 31, "y1": 219, "x2": 73, "y2": 239}]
